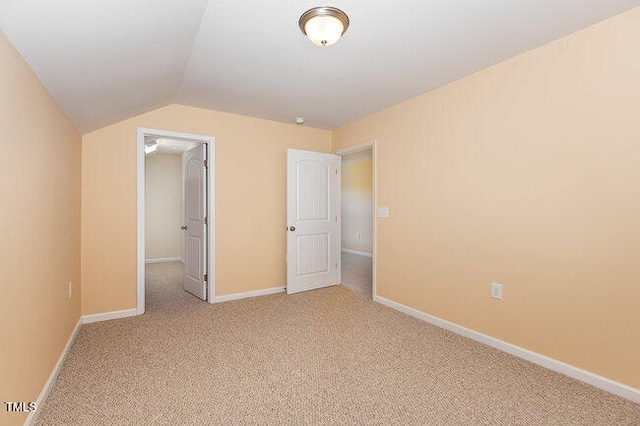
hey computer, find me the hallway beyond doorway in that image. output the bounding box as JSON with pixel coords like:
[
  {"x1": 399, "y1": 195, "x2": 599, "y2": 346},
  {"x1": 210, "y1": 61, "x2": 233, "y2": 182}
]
[{"x1": 340, "y1": 252, "x2": 372, "y2": 299}]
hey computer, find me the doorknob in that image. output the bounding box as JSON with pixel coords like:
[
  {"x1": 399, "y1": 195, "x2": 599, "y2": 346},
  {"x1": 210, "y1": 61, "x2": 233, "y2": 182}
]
[
  {"x1": 181, "y1": 225, "x2": 187, "y2": 230},
  {"x1": 289, "y1": 226, "x2": 296, "y2": 231}
]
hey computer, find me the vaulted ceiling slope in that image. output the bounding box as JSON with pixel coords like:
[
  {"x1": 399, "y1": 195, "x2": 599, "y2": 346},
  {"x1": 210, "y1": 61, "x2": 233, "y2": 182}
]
[{"x1": 1, "y1": 1, "x2": 639, "y2": 133}]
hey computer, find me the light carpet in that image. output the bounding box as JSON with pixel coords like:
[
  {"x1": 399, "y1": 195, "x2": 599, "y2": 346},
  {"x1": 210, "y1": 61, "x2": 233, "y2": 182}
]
[
  {"x1": 340, "y1": 252, "x2": 372, "y2": 299},
  {"x1": 34, "y1": 260, "x2": 639, "y2": 425}
]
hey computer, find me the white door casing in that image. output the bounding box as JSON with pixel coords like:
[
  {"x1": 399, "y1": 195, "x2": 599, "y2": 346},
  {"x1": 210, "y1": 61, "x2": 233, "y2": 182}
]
[
  {"x1": 287, "y1": 149, "x2": 341, "y2": 294},
  {"x1": 335, "y1": 140, "x2": 377, "y2": 300},
  {"x1": 137, "y1": 127, "x2": 215, "y2": 314},
  {"x1": 183, "y1": 144, "x2": 207, "y2": 300}
]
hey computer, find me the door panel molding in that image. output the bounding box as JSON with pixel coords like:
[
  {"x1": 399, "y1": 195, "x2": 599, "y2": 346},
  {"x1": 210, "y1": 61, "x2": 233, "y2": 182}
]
[
  {"x1": 287, "y1": 149, "x2": 341, "y2": 294},
  {"x1": 183, "y1": 144, "x2": 207, "y2": 300}
]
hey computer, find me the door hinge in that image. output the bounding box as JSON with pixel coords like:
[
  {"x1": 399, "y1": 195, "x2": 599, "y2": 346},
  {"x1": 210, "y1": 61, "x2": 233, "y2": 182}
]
[
  {"x1": 204, "y1": 216, "x2": 208, "y2": 225},
  {"x1": 204, "y1": 274, "x2": 208, "y2": 282},
  {"x1": 204, "y1": 159, "x2": 208, "y2": 168}
]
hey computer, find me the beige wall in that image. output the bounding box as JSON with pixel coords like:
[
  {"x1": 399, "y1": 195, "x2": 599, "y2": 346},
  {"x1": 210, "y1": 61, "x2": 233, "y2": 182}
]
[
  {"x1": 145, "y1": 153, "x2": 183, "y2": 261},
  {"x1": 0, "y1": 31, "x2": 81, "y2": 426},
  {"x1": 3, "y1": 6, "x2": 639, "y2": 417},
  {"x1": 341, "y1": 154, "x2": 373, "y2": 254},
  {"x1": 82, "y1": 104, "x2": 332, "y2": 315},
  {"x1": 333, "y1": 8, "x2": 640, "y2": 389}
]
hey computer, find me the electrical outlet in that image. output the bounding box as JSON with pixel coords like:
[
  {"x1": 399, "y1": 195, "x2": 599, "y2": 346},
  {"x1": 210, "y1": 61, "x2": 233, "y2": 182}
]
[
  {"x1": 491, "y1": 282, "x2": 502, "y2": 300},
  {"x1": 68, "y1": 281, "x2": 73, "y2": 299}
]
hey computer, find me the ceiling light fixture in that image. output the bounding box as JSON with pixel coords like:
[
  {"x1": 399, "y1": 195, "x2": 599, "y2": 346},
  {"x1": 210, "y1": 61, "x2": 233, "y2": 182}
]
[
  {"x1": 144, "y1": 141, "x2": 158, "y2": 155},
  {"x1": 299, "y1": 7, "x2": 349, "y2": 47}
]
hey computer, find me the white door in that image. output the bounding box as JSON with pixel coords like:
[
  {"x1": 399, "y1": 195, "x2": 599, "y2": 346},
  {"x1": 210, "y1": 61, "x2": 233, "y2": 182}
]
[
  {"x1": 287, "y1": 149, "x2": 341, "y2": 294},
  {"x1": 183, "y1": 144, "x2": 207, "y2": 300}
]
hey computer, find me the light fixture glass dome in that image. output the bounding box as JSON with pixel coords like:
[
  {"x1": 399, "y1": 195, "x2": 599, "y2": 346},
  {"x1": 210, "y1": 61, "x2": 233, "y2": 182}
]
[
  {"x1": 144, "y1": 140, "x2": 158, "y2": 155},
  {"x1": 299, "y1": 7, "x2": 349, "y2": 47}
]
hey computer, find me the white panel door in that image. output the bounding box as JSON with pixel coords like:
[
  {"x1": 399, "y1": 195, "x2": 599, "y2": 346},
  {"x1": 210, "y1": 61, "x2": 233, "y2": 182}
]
[
  {"x1": 183, "y1": 144, "x2": 207, "y2": 300},
  {"x1": 287, "y1": 149, "x2": 341, "y2": 294}
]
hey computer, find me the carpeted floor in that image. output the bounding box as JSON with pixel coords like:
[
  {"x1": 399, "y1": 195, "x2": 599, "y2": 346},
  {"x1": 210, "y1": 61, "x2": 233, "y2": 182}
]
[
  {"x1": 34, "y1": 260, "x2": 639, "y2": 425},
  {"x1": 340, "y1": 252, "x2": 372, "y2": 299}
]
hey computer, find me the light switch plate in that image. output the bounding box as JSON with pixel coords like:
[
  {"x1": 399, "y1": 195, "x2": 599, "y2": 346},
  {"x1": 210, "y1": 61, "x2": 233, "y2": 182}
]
[
  {"x1": 491, "y1": 282, "x2": 502, "y2": 300},
  {"x1": 378, "y1": 207, "x2": 389, "y2": 218}
]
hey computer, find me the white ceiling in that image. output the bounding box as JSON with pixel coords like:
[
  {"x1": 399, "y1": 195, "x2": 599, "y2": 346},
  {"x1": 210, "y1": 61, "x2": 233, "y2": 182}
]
[
  {"x1": 342, "y1": 149, "x2": 372, "y2": 164},
  {"x1": 145, "y1": 137, "x2": 199, "y2": 156},
  {"x1": 1, "y1": 0, "x2": 638, "y2": 133}
]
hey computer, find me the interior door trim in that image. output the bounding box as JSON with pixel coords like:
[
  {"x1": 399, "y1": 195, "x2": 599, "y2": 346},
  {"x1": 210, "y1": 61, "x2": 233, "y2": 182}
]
[
  {"x1": 136, "y1": 127, "x2": 216, "y2": 314},
  {"x1": 334, "y1": 139, "x2": 377, "y2": 300}
]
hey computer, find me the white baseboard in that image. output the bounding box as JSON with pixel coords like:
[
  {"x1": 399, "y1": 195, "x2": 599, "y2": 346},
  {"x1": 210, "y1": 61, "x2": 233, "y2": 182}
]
[
  {"x1": 25, "y1": 318, "x2": 82, "y2": 426},
  {"x1": 215, "y1": 286, "x2": 285, "y2": 303},
  {"x1": 374, "y1": 295, "x2": 640, "y2": 404},
  {"x1": 341, "y1": 248, "x2": 373, "y2": 258},
  {"x1": 81, "y1": 308, "x2": 138, "y2": 324},
  {"x1": 145, "y1": 257, "x2": 183, "y2": 264}
]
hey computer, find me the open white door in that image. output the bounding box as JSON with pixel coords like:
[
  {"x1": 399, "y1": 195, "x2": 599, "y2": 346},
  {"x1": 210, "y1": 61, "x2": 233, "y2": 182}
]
[
  {"x1": 287, "y1": 149, "x2": 341, "y2": 294},
  {"x1": 183, "y1": 144, "x2": 207, "y2": 300}
]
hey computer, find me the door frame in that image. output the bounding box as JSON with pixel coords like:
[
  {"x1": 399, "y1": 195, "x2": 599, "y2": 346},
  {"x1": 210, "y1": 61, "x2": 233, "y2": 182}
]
[
  {"x1": 334, "y1": 140, "x2": 377, "y2": 299},
  {"x1": 136, "y1": 127, "x2": 216, "y2": 314}
]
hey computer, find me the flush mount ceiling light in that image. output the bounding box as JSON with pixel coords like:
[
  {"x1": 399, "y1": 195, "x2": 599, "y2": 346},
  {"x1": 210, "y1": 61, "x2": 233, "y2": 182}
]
[
  {"x1": 144, "y1": 140, "x2": 158, "y2": 155},
  {"x1": 299, "y1": 6, "x2": 349, "y2": 47}
]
